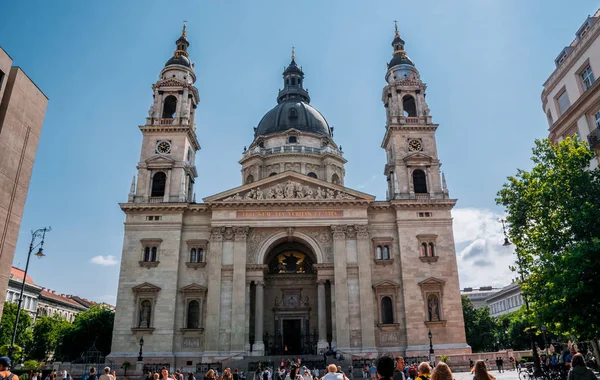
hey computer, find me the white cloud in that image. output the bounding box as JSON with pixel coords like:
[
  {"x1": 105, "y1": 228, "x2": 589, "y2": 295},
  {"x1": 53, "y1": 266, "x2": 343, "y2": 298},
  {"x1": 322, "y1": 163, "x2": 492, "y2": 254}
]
[
  {"x1": 452, "y1": 208, "x2": 518, "y2": 289},
  {"x1": 90, "y1": 255, "x2": 119, "y2": 267}
]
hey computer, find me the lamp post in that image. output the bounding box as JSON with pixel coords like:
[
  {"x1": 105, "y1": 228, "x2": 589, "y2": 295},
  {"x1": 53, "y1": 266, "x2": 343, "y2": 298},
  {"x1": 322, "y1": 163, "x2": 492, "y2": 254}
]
[
  {"x1": 428, "y1": 329, "x2": 435, "y2": 364},
  {"x1": 10, "y1": 227, "x2": 50, "y2": 359},
  {"x1": 500, "y1": 220, "x2": 543, "y2": 377},
  {"x1": 138, "y1": 336, "x2": 144, "y2": 361}
]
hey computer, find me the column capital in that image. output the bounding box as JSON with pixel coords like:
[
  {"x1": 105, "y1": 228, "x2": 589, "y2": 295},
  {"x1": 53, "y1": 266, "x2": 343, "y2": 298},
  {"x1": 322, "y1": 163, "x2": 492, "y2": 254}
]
[
  {"x1": 234, "y1": 226, "x2": 250, "y2": 241},
  {"x1": 331, "y1": 225, "x2": 346, "y2": 240},
  {"x1": 255, "y1": 280, "x2": 265, "y2": 287},
  {"x1": 356, "y1": 225, "x2": 370, "y2": 239},
  {"x1": 210, "y1": 227, "x2": 226, "y2": 241},
  {"x1": 344, "y1": 225, "x2": 357, "y2": 239},
  {"x1": 317, "y1": 279, "x2": 327, "y2": 286}
]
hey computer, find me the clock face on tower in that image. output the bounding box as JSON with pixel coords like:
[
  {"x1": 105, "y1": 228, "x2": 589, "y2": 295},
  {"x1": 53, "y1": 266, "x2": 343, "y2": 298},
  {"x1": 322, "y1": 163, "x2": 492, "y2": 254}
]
[
  {"x1": 408, "y1": 138, "x2": 423, "y2": 152},
  {"x1": 156, "y1": 140, "x2": 172, "y2": 154}
]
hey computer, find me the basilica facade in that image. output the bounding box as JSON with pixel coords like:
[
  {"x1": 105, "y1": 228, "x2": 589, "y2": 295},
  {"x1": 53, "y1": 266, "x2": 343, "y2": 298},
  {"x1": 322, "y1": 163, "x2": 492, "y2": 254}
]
[{"x1": 109, "y1": 24, "x2": 470, "y2": 368}]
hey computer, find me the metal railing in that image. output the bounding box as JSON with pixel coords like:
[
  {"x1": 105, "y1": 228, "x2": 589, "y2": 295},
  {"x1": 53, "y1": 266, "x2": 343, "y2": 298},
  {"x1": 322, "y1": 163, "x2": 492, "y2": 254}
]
[{"x1": 587, "y1": 128, "x2": 600, "y2": 149}]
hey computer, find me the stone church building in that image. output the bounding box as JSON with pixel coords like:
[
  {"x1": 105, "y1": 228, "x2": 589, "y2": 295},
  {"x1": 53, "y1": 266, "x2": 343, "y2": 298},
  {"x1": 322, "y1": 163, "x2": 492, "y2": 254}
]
[{"x1": 109, "y1": 24, "x2": 470, "y2": 367}]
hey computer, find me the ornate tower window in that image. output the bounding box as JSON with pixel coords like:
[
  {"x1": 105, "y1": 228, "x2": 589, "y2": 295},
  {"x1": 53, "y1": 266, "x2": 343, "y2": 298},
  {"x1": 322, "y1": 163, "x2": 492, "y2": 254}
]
[
  {"x1": 187, "y1": 300, "x2": 200, "y2": 329},
  {"x1": 151, "y1": 172, "x2": 167, "y2": 197},
  {"x1": 412, "y1": 169, "x2": 427, "y2": 193},
  {"x1": 373, "y1": 237, "x2": 394, "y2": 265},
  {"x1": 162, "y1": 95, "x2": 177, "y2": 118},
  {"x1": 180, "y1": 283, "x2": 207, "y2": 332},
  {"x1": 373, "y1": 280, "x2": 400, "y2": 327},
  {"x1": 381, "y1": 296, "x2": 394, "y2": 324},
  {"x1": 307, "y1": 172, "x2": 317, "y2": 179},
  {"x1": 402, "y1": 95, "x2": 417, "y2": 117},
  {"x1": 418, "y1": 234, "x2": 438, "y2": 263},
  {"x1": 331, "y1": 173, "x2": 340, "y2": 185},
  {"x1": 186, "y1": 240, "x2": 208, "y2": 269},
  {"x1": 140, "y1": 238, "x2": 162, "y2": 268}
]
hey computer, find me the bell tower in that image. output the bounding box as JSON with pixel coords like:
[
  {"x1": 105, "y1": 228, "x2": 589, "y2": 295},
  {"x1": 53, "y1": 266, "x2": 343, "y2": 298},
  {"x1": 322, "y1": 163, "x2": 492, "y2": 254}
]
[
  {"x1": 129, "y1": 23, "x2": 201, "y2": 203},
  {"x1": 381, "y1": 23, "x2": 449, "y2": 201}
]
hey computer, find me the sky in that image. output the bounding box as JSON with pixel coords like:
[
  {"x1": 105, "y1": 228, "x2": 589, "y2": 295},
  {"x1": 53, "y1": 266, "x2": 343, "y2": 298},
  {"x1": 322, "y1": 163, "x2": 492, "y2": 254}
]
[{"x1": 1, "y1": 0, "x2": 597, "y2": 305}]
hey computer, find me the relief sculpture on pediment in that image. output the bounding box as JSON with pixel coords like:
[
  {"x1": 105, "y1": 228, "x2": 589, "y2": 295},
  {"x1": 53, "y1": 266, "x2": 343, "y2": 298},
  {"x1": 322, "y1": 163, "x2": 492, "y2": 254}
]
[{"x1": 222, "y1": 180, "x2": 356, "y2": 201}]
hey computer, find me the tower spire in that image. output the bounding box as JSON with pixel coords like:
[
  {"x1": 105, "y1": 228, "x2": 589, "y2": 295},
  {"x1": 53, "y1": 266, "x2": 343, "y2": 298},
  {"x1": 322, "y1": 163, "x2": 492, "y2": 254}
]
[{"x1": 291, "y1": 46, "x2": 295, "y2": 60}]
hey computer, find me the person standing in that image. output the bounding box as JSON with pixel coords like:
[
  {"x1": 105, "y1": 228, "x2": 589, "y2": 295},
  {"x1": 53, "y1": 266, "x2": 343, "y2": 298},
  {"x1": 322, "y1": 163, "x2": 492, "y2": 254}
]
[
  {"x1": 472, "y1": 361, "x2": 495, "y2": 380},
  {"x1": 321, "y1": 365, "x2": 343, "y2": 380},
  {"x1": 376, "y1": 356, "x2": 395, "y2": 380},
  {"x1": 430, "y1": 363, "x2": 452, "y2": 380},
  {"x1": 414, "y1": 363, "x2": 431, "y2": 380},
  {"x1": 369, "y1": 364, "x2": 376, "y2": 380},
  {"x1": 99, "y1": 368, "x2": 116, "y2": 380},
  {"x1": 393, "y1": 357, "x2": 405, "y2": 380},
  {"x1": 0, "y1": 357, "x2": 18, "y2": 380},
  {"x1": 568, "y1": 354, "x2": 596, "y2": 380}
]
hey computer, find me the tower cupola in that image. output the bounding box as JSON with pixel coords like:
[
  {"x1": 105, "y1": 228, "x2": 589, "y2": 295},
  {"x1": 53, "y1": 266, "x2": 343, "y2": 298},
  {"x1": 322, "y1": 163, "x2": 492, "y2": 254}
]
[
  {"x1": 165, "y1": 22, "x2": 192, "y2": 68},
  {"x1": 277, "y1": 48, "x2": 310, "y2": 104},
  {"x1": 386, "y1": 22, "x2": 419, "y2": 84}
]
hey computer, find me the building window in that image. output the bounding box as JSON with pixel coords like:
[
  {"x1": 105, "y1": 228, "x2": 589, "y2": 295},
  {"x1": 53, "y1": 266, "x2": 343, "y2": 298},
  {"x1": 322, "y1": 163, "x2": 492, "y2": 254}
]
[
  {"x1": 376, "y1": 246, "x2": 382, "y2": 260},
  {"x1": 246, "y1": 175, "x2": 254, "y2": 184},
  {"x1": 381, "y1": 296, "x2": 394, "y2": 324},
  {"x1": 547, "y1": 110, "x2": 553, "y2": 126},
  {"x1": 138, "y1": 300, "x2": 152, "y2": 328},
  {"x1": 146, "y1": 216, "x2": 162, "y2": 221},
  {"x1": 594, "y1": 111, "x2": 600, "y2": 129},
  {"x1": 373, "y1": 238, "x2": 394, "y2": 264},
  {"x1": 402, "y1": 95, "x2": 417, "y2": 117},
  {"x1": 557, "y1": 90, "x2": 571, "y2": 115},
  {"x1": 331, "y1": 173, "x2": 340, "y2": 185},
  {"x1": 289, "y1": 108, "x2": 298, "y2": 119},
  {"x1": 269, "y1": 172, "x2": 278, "y2": 177},
  {"x1": 307, "y1": 172, "x2": 318, "y2": 179},
  {"x1": 413, "y1": 169, "x2": 427, "y2": 193},
  {"x1": 189, "y1": 247, "x2": 205, "y2": 263},
  {"x1": 186, "y1": 240, "x2": 208, "y2": 268},
  {"x1": 140, "y1": 239, "x2": 162, "y2": 266},
  {"x1": 187, "y1": 300, "x2": 200, "y2": 329},
  {"x1": 162, "y1": 95, "x2": 177, "y2": 118},
  {"x1": 288, "y1": 136, "x2": 297, "y2": 143},
  {"x1": 151, "y1": 172, "x2": 167, "y2": 197},
  {"x1": 581, "y1": 65, "x2": 595, "y2": 91}
]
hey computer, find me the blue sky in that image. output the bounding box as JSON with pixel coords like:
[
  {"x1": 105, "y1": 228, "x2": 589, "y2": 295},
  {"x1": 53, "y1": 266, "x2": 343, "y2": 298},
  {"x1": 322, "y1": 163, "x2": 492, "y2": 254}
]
[{"x1": 1, "y1": 0, "x2": 597, "y2": 304}]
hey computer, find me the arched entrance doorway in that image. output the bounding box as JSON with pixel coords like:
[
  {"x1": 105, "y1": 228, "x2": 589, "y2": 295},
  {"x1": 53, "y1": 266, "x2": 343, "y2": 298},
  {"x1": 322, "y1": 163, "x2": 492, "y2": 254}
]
[{"x1": 262, "y1": 241, "x2": 319, "y2": 355}]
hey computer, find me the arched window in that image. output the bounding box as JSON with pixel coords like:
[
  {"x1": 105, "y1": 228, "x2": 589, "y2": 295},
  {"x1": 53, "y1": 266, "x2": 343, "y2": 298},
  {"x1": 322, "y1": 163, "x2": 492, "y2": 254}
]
[
  {"x1": 269, "y1": 172, "x2": 278, "y2": 177},
  {"x1": 144, "y1": 247, "x2": 150, "y2": 262},
  {"x1": 428, "y1": 243, "x2": 435, "y2": 257},
  {"x1": 412, "y1": 169, "x2": 427, "y2": 193},
  {"x1": 289, "y1": 108, "x2": 298, "y2": 119},
  {"x1": 190, "y1": 248, "x2": 197, "y2": 263},
  {"x1": 151, "y1": 172, "x2": 167, "y2": 197},
  {"x1": 187, "y1": 300, "x2": 200, "y2": 329},
  {"x1": 162, "y1": 95, "x2": 177, "y2": 118},
  {"x1": 307, "y1": 172, "x2": 317, "y2": 179},
  {"x1": 421, "y1": 242, "x2": 428, "y2": 257},
  {"x1": 402, "y1": 95, "x2": 417, "y2": 117},
  {"x1": 291, "y1": 77, "x2": 296, "y2": 86},
  {"x1": 139, "y1": 300, "x2": 152, "y2": 328},
  {"x1": 383, "y1": 246, "x2": 390, "y2": 260},
  {"x1": 376, "y1": 246, "x2": 382, "y2": 260},
  {"x1": 331, "y1": 173, "x2": 340, "y2": 185},
  {"x1": 198, "y1": 248, "x2": 204, "y2": 262},
  {"x1": 381, "y1": 296, "x2": 394, "y2": 324},
  {"x1": 151, "y1": 247, "x2": 157, "y2": 262},
  {"x1": 246, "y1": 175, "x2": 254, "y2": 184}
]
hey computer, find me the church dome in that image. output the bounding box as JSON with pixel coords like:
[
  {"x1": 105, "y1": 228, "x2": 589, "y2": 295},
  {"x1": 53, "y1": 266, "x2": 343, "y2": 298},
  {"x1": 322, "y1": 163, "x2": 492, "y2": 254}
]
[
  {"x1": 255, "y1": 100, "x2": 331, "y2": 137},
  {"x1": 388, "y1": 53, "x2": 414, "y2": 68},
  {"x1": 165, "y1": 54, "x2": 191, "y2": 68}
]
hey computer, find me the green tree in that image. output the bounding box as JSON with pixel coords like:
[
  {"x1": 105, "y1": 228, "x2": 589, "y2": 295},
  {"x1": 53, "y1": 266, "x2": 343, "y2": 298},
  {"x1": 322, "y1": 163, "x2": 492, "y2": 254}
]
[
  {"x1": 122, "y1": 361, "x2": 131, "y2": 378},
  {"x1": 461, "y1": 295, "x2": 499, "y2": 352},
  {"x1": 30, "y1": 315, "x2": 71, "y2": 361},
  {"x1": 496, "y1": 138, "x2": 600, "y2": 342},
  {"x1": 0, "y1": 344, "x2": 22, "y2": 363},
  {"x1": 0, "y1": 302, "x2": 33, "y2": 353},
  {"x1": 23, "y1": 359, "x2": 41, "y2": 371},
  {"x1": 59, "y1": 306, "x2": 114, "y2": 361}
]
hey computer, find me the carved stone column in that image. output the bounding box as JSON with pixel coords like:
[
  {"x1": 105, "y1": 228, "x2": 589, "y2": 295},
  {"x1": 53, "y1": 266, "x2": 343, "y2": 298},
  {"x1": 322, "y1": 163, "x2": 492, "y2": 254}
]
[
  {"x1": 163, "y1": 170, "x2": 171, "y2": 202},
  {"x1": 357, "y1": 225, "x2": 376, "y2": 350},
  {"x1": 330, "y1": 280, "x2": 336, "y2": 348},
  {"x1": 231, "y1": 226, "x2": 249, "y2": 351},
  {"x1": 254, "y1": 280, "x2": 265, "y2": 354},
  {"x1": 331, "y1": 225, "x2": 350, "y2": 349},
  {"x1": 317, "y1": 279, "x2": 328, "y2": 349},
  {"x1": 204, "y1": 227, "x2": 224, "y2": 352}
]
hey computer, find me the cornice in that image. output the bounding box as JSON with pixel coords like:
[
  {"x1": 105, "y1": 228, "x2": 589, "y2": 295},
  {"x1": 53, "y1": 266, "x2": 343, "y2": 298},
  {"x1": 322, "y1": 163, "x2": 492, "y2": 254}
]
[
  {"x1": 369, "y1": 202, "x2": 393, "y2": 210},
  {"x1": 139, "y1": 125, "x2": 201, "y2": 151},
  {"x1": 548, "y1": 78, "x2": 600, "y2": 137},
  {"x1": 239, "y1": 151, "x2": 348, "y2": 165},
  {"x1": 207, "y1": 199, "x2": 372, "y2": 208},
  {"x1": 120, "y1": 203, "x2": 198, "y2": 212},
  {"x1": 381, "y1": 124, "x2": 439, "y2": 148},
  {"x1": 390, "y1": 199, "x2": 457, "y2": 209}
]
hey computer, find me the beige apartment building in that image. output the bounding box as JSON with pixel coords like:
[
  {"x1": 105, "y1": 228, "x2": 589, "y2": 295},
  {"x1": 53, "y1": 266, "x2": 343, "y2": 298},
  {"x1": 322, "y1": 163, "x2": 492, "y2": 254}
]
[
  {"x1": 542, "y1": 9, "x2": 600, "y2": 167},
  {"x1": 0, "y1": 47, "x2": 48, "y2": 319}
]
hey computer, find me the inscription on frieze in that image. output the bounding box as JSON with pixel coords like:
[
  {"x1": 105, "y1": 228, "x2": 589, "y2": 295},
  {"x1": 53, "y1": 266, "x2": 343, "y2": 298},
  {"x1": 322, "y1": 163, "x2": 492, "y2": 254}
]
[{"x1": 237, "y1": 210, "x2": 343, "y2": 218}]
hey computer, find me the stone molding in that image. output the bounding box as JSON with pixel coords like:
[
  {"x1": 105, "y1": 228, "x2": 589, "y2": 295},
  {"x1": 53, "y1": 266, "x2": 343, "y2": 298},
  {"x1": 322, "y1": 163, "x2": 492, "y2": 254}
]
[
  {"x1": 186, "y1": 239, "x2": 208, "y2": 246},
  {"x1": 424, "y1": 320, "x2": 447, "y2": 327},
  {"x1": 234, "y1": 226, "x2": 250, "y2": 241},
  {"x1": 356, "y1": 225, "x2": 370, "y2": 239},
  {"x1": 210, "y1": 227, "x2": 225, "y2": 241},
  {"x1": 132, "y1": 282, "x2": 161, "y2": 295},
  {"x1": 344, "y1": 225, "x2": 357, "y2": 239},
  {"x1": 140, "y1": 238, "x2": 163, "y2": 244},
  {"x1": 179, "y1": 283, "x2": 208, "y2": 295},
  {"x1": 185, "y1": 262, "x2": 207, "y2": 269},
  {"x1": 139, "y1": 261, "x2": 160, "y2": 269},
  {"x1": 374, "y1": 259, "x2": 395, "y2": 266},
  {"x1": 131, "y1": 327, "x2": 155, "y2": 334},
  {"x1": 331, "y1": 225, "x2": 346, "y2": 240},
  {"x1": 222, "y1": 180, "x2": 356, "y2": 201},
  {"x1": 246, "y1": 264, "x2": 268, "y2": 272},
  {"x1": 419, "y1": 256, "x2": 439, "y2": 264}
]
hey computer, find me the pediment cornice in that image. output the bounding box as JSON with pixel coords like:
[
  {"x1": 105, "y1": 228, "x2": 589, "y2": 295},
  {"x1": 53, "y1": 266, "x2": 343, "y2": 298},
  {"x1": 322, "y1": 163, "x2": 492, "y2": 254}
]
[{"x1": 203, "y1": 171, "x2": 375, "y2": 204}]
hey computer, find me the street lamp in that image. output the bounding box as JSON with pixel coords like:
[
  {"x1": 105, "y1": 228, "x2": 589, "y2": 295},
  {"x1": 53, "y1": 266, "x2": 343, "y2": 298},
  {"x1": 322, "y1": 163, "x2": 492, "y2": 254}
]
[
  {"x1": 10, "y1": 227, "x2": 50, "y2": 359},
  {"x1": 138, "y1": 336, "x2": 144, "y2": 361},
  {"x1": 498, "y1": 220, "x2": 543, "y2": 377},
  {"x1": 428, "y1": 329, "x2": 435, "y2": 364}
]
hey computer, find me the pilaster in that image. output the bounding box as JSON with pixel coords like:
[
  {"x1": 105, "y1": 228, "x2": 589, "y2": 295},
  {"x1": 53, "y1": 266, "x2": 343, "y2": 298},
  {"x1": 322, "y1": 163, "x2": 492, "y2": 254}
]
[
  {"x1": 356, "y1": 225, "x2": 376, "y2": 349},
  {"x1": 231, "y1": 226, "x2": 249, "y2": 351},
  {"x1": 204, "y1": 227, "x2": 224, "y2": 352},
  {"x1": 331, "y1": 225, "x2": 350, "y2": 349}
]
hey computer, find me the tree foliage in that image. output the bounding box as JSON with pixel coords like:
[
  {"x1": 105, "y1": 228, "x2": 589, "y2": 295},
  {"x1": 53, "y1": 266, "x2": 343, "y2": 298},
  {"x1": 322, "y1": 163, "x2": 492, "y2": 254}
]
[
  {"x1": 0, "y1": 302, "x2": 33, "y2": 351},
  {"x1": 496, "y1": 138, "x2": 600, "y2": 340},
  {"x1": 30, "y1": 315, "x2": 71, "y2": 361},
  {"x1": 58, "y1": 306, "x2": 114, "y2": 361},
  {"x1": 462, "y1": 295, "x2": 498, "y2": 352}
]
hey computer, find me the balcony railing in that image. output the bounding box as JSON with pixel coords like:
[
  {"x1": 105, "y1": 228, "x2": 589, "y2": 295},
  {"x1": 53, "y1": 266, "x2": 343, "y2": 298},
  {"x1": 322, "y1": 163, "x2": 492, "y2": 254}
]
[
  {"x1": 243, "y1": 145, "x2": 343, "y2": 158},
  {"x1": 160, "y1": 118, "x2": 174, "y2": 125},
  {"x1": 587, "y1": 128, "x2": 600, "y2": 149},
  {"x1": 149, "y1": 197, "x2": 164, "y2": 203},
  {"x1": 405, "y1": 117, "x2": 420, "y2": 124}
]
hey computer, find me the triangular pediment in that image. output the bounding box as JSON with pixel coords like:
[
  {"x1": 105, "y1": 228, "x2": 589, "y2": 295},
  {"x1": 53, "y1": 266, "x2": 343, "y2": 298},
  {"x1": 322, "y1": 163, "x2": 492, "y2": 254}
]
[
  {"x1": 180, "y1": 283, "x2": 208, "y2": 294},
  {"x1": 132, "y1": 282, "x2": 161, "y2": 294},
  {"x1": 418, "y1": 277, "x2": 446, "y2": 287},
  {"x1": 403, "y1": 152, "x2": 434, "y2": 164},
  {"x1": 146, "y1": 155, "x2": 176, "y2": 164},
  {"x1": 204, "y1": 171, "x2": 375, "y2": 203},
  {"x1": 372, "y1": 280, "x2": 401, "y2": 289}
]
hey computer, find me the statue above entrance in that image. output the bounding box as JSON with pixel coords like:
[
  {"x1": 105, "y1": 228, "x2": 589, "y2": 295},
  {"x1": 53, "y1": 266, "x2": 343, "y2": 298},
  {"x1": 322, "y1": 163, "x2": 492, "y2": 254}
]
[{"x1": 268, "y1": 251, "x2": 314, "y2": 274}]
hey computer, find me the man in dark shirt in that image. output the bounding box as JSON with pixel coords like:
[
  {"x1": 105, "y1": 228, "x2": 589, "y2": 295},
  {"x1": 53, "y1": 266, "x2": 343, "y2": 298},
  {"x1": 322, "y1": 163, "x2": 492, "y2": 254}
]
[
  {"x1": 393, "y1": 357, "x2": 405, "y2": 380},
  {"x1": 376, "y1": 356, "x2": 395, "y2": 380}
]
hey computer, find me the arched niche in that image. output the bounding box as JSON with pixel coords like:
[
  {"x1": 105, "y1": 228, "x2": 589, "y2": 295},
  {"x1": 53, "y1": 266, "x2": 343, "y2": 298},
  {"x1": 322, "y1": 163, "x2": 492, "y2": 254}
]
[{"x1": 256, "y1": 231, "x2": 325, "y2": 265}]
